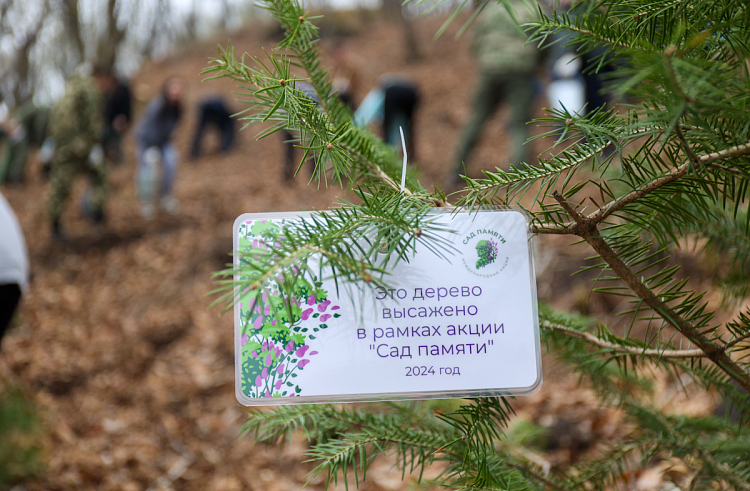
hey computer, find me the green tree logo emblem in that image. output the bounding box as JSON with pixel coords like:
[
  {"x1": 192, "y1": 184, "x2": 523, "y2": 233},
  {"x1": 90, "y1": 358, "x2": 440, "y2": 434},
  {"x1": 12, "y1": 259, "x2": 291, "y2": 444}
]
[{"x1": 475, "y1": 239, "x2": 498, "y2": 269}]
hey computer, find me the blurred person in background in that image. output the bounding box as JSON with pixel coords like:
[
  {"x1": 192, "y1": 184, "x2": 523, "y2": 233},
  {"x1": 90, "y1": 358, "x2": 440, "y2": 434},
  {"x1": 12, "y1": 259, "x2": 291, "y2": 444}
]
[
  {"x1": 48, "y1": 72, "x2": 108, "y2": 241},
  {"x1": 354, "y1": 74, "x2": 419, "y2": 159},
  {"x1": 0, "y1": 192, "x2": 28, "y2": 345},
  {"x1": 190, "y1": 96, "x2": 235, "y2": 159},
  {"x1": 0, "y1": 100, "x2": 50, "y2": 184},
  {"x1": 133, "y1": 76, "x2": 185, "y2": 219},
  {"x1": 99, "y1": 66, "x2": 133, "y2": 165},
  {"x1": 543, "y1": 0, "x2": 613, "y2": 117},
  {"x1": 451, "y1": 0, "x2": 542, "y2": 183}
]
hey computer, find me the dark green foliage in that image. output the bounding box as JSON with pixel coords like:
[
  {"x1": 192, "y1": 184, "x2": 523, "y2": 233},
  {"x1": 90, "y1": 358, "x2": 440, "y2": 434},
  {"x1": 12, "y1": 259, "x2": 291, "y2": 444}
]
[{"x1": 0, "y1": 382, "x2": 44, "y2": 486}]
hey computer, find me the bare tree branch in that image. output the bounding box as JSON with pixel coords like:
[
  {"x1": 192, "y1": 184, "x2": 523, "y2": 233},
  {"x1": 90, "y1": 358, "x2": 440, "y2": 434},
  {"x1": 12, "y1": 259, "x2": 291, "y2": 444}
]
[
  {"x1": 11, "y1": 0, "x2": 49, "y2": 104},
  {"x1": 61, "y1": 0, "x2": 86, "y2": 61},
  {"x1": 96, "y1": 0, "x2": 127, "y2": 69}
]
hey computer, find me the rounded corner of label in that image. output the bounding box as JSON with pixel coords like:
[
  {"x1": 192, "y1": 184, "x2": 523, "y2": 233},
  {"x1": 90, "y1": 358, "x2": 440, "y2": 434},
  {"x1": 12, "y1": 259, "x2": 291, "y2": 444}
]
[
  {"x1": 233, "y1": 214, "x2": 253, "y2": 235},
  {"x1": 518, "y1": 370, "x2": 543, "y2": 396}
]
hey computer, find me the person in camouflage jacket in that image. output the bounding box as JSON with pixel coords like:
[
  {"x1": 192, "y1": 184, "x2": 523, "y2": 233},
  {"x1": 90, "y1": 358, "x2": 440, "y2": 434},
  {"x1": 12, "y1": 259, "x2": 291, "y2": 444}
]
[
  {"x1": 48, "y1": 75, "x2": 106, "y2": 240},
  {"x1": 452, "y1": 0, "x2": 542, "y2": 183}
]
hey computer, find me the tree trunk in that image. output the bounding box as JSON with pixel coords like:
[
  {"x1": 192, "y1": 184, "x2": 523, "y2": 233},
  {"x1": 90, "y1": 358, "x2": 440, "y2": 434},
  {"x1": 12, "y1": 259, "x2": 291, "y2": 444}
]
[
  {"x1": 11, "y1": 3, "x2": 48, "y2": 105},
  {"x1": 96, "y1": 0, "x2": 127, "y2": 71}
]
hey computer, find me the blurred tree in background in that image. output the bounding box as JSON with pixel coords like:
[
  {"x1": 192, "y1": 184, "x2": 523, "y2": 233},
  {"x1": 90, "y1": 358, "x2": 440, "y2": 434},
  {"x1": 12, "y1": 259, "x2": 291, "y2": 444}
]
[
  {"x1": 0, "y1": 0, "x2": 251, "y2": 108},
  {"x1": 209, "y1": 0, "x2": 750, "y2": 488}
]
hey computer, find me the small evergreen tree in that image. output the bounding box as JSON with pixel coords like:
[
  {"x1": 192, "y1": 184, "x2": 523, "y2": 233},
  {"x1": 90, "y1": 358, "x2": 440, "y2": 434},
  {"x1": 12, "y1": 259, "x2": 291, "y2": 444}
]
[{"x1": 209, "y1": 0, "x2": 750, "y2": 488}]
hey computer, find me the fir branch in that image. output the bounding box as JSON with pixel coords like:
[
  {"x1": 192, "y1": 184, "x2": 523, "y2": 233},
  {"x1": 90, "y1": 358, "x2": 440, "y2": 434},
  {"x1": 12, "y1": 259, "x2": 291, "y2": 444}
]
[
  {"x1": 502, "y1": 461, "x2": 571, "y2": 491},
  {"x1": 541, "y1": 320, "x2": 707, "y2": 359},
  {"x1": 645, "y1": 408, "x2": 750, "y2": 491},
  {"x1": 538, "y1": 140, "x2": 750, "y2": 235},
  {"x1": 552, "y1": 191, "x2": 750, "y2": 393},
  {"x1": 725, "y1": 331, "x2": 750, "y2": 351},
  {"x1": 627, "y1": 0, "x2": 683, "y2": 22},
  {"x1": 708, "y1": 161, "x2": 745, "y2": 176}
]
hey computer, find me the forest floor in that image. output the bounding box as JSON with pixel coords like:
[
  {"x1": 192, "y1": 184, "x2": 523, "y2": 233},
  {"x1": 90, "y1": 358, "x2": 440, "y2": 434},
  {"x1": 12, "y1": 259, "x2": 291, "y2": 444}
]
[{"x1": 0, "y1": 12, "x2": 730, "y2": 491}]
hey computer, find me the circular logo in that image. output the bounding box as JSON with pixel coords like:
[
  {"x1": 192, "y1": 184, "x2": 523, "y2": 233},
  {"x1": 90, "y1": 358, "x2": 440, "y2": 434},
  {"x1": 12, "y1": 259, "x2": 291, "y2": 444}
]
[{"x1": 461, "y1": 228, "x2": 509, "y2": 278}]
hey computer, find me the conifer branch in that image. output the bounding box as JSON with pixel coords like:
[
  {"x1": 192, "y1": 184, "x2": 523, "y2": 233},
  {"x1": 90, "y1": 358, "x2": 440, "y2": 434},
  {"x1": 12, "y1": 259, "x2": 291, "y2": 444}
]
[
  {"x1": 707, "y1": 162, "x2": 745, "y2": 176},
  {"x1": 541, "y1": 321, "x2": 707, "y2": 359},
  {"x1": 725, "y1": 331, "x2": 750, "y2": 350},
  {"x1": 552, "y1": 191, "x2": 750, "y2": 394},
  {"x1": 536, "y1": 140, "x2": 750, "y2": 235},
  {"x1": 649, "y1": 410, "x2": 750, "y2": 491},
  {"x1": 215, "y1": 0, "x2": 750, "y2": 486},
  {"x1": 627, "y1": 0, "x2": 682, "y2": 21},
  {"x1": 502, "y1": 461, "x2": 571, "y2": 491},
  {"x1": 664, "y1": 47, "x2": 696, "y2": 104},
  {"x1": 529, "y1": 21, "x2": 644, "y2": 53}
]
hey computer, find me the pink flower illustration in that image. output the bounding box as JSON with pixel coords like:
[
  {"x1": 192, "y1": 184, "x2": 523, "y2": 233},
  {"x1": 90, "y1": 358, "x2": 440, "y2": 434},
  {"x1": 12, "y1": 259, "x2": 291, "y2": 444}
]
[
  {"x1": 262, "y1": 367, "x2": 268, "y2": 379},
  {"x1": 265, "y1": 390, "x2": 271, "y2": 397},
  {"x1": 331, "y1": 306, "x2": 340, "y2": 310},
  {"x1": 255, "y1": 376, "x2": 263, "y2": 387},
  {"x1": 265, "y1": 353, "x2": 273, "y2": 366},
  {"x1": 277, "y1": 364, "x2": 285, "y2": 374},
  {"x1": 285, "y1": 341, "x2": 294, "y2": 352},
  {"x1": 319, "y1": 314, "x2": 331, "y2": 322},
  {"x1": 241, "y1": 333, "x2": 248, "y2": 346},
  {"x1": 317, "y1": 300, "x2": 331, "y2": 312},
  {"x1": 264, "y1": 304, "x2": 271, "y2": 316},
  {"x1": 310, "y1": 351, "x2": 318, "y2": 356},
  {"x1": 307, "y1": 295, "x2": 316, "y2": 305},
  {"x1": 296, "y1": 345, "x2": 309, "y2": 357},
  {"x1": 250, "y1": 351, "x2": 257, "y2": 358},
  {"x1": 298, "y1": 359, "x2": 310, "y2": 368},
  {"x1": 253, "y1": 316, "x2": 263, "y2": 330},
  {"x1": 275, "y1": 380, "x2": 283, "y2": 390},
  {"x1": 301, "y1": 308, "x2": 313, "y2": 320}
]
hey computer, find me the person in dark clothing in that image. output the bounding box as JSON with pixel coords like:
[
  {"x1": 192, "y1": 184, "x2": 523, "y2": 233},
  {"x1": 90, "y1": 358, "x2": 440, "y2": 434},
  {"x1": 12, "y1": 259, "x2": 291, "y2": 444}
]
[
  {"x1": 0, "y1": 101, "x2": 50, "y2": 184},
  {"x1": 382, "y1": 82, "x2": 419, "y2": 159},
  {"x1": 190, "y1": 96, "x2": 236, "y2": 159},
  {"x1": 354, "y1": 75, "x2": 420, "y2": 160},
  {"x1": 133, "y1": 76, "x2": 185, "y2": 218},
  {"x1": 452, "y1": 0, "x2": 541, "y2": 183},
  {"x1": 99, "y1": 67, "x2": 132, "y2": 164}
]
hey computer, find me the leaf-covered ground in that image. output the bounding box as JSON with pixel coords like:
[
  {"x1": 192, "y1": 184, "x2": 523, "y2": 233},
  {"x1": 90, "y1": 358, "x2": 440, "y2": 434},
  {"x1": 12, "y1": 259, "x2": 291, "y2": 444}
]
[{"x1": 0, "y1": 13, "x2": 724, "y2": 491}]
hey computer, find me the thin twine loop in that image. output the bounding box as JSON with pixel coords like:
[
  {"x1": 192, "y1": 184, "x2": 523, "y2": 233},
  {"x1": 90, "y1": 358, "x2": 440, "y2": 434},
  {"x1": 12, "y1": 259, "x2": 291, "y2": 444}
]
[{"x1": 399, "y1": 126, "x2": 407, "y2": 193}]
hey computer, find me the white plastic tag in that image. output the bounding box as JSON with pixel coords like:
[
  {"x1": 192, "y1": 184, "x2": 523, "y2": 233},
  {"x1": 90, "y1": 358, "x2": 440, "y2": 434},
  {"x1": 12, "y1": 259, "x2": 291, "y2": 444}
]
[{"x1": 233, "y1": 208, "x2": 541, "y2": 405}]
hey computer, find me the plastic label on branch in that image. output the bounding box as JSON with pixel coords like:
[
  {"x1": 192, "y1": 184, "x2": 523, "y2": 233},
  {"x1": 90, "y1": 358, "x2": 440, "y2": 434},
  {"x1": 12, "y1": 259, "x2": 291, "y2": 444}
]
[{"x1": 233, "y1": 209, "x2": 541, "y2": 405}]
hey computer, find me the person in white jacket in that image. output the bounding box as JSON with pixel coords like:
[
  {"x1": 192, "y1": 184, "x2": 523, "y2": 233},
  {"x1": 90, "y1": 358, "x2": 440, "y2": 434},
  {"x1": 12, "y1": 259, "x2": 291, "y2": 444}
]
[{"x1": 0, "y1": 192, "x2": 28, "y2": 343}]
